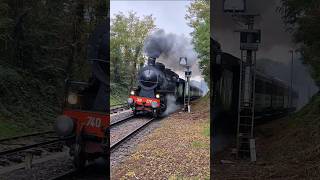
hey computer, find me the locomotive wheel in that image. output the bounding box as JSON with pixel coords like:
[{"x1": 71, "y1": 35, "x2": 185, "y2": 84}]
[{"x1": 73, "y1": 135, "x2": 86, "y2": 170}]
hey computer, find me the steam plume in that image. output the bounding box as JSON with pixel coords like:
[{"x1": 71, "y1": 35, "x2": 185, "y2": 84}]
[
  {"x1": 143, "y1": 29, "x2": 200, "y2": 76},
  {"x1": 161, "y1": 95, "x2": 180, "y2": 117}
]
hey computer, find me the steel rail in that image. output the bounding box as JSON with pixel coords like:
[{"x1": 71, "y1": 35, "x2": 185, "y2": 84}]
[
  {"x1": 0, "y1": 131, "x2": 55, "y2": 143},
  {"x1": 110, "y1": 115, "x2": 134, "y2": 127},
  {"x1": 110, "y1": 118, "x2": 154, "y2": 151},
  {"x1": 0, "y1": 138, "x2": 64, "y2": 156},
  {"x1": 48, "y1": 169, "x2": 78, "y2": 180},
  {"x1": 110, "y1": 104, "x2": 129, "y2": 114}
]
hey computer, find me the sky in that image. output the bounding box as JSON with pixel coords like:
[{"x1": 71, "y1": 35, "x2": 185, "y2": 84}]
[
  {"x1": 110, "y1": 1, "x2": 193, "y2": 38},
  {"x1": 110, "y1": 0, "x2": 208, "y2": 92}
]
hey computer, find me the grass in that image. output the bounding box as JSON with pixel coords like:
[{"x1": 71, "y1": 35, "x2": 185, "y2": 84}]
[
  {"x1": 202, "y1": 121, "x2": 210, "y2": 137},
  {"x1": 0, "y1": 115, "x2": 28, "y2": 138},
  {"x1": 0, "y1": 65, "x2": 61, "y2": 138},
  {"x1": 110, "y1": 83, "x2": 129, "y2": 106},
  {"x1": 214, "y1": 93, "x2": 320, "y2": 179},
  {"x1": 192, "y1": 140, "x2": 207, "y2": 148},
  {"x1": 168, "y1": 175, "x2": 209, "y2": 180},
  {"x1": 191, "y1": 94, "x2": 210, "y2": 112}
]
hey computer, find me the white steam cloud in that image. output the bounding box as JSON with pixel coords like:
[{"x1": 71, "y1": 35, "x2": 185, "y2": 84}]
[{"x1": 161, "y1": 95, "x2": 180, "y2": 117}]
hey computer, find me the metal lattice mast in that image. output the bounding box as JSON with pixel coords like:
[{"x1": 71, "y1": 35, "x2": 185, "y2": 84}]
[
  {"x1": 236, "y1": 15, "x2": 260, "y2": 161},
  {"x1": 222, "y1": 0, "x2": 261, "y2": 160}
]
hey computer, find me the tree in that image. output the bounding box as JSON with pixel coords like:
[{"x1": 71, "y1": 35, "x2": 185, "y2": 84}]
[
  {"x1": 279, "y1": 0, "x2": 320, "y2": 87},
  {"x1": 186, "y1": 0, "x2": 210, "y2": 83},
  {"x1": 0, "y1": 0, "x2": 108, "y2": 135},
  {"x1": 110, "y1": 11, "x2": 155, "y2": 88},
  {"x1": 0, "y1": 2, "x2": 14, "y2": 62}
]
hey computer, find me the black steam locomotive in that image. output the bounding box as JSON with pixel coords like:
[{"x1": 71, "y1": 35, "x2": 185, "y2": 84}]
[
  {"x1": 128, "y1": 57, "x2": 202, "y2": 117},
  {"x1": 212, "y1": 39, "x2": 298, "y2": 135}
]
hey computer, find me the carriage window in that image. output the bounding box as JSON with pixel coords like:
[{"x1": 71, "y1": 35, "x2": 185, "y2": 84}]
[{"x1": 219, "y1": 70, "x2": 233, "y2": 109}]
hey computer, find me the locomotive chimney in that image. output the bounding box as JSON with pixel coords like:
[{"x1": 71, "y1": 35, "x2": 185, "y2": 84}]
[{"x1": 147, "y1": 57, "x2": 156, "y2": 66}]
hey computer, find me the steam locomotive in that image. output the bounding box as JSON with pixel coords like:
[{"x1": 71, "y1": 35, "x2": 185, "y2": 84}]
[
  {"x1": 54, "y1": 22, "x2": 109, "y2": 170},
  {"x1": 212, "y1": 38, "x2": 298, "y2": 135},
  {"x1": 128, "y1": 57, "x2": 202, "y2": 117}
]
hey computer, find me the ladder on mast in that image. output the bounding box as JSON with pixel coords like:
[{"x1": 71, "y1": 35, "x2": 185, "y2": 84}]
[{"x1": 236, "y1": 47, "x2": 257, "y2": 159}]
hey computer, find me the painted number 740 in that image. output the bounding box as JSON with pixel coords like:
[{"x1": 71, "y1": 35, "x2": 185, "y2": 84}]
[{"x1": 86, "y1": 117, "x2": 101, "y2": 128}]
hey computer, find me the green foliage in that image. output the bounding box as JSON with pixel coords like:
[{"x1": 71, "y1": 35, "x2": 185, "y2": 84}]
[
  {"x1": 110, "y1": 83, "x2": 129, "y2": 106},
  {"x1": 0, "y1": 0, "x2": 107, "y2": 137},
  {"x1": 192, "y1": 140, "x2": 207, "y2": 148},
  {"x1": 279, "y1": 0, "x2": 320, "y2": 87},
  {"x1": 186, "y1": 0, "x2": 210, "y2": 83},
  {"x1": 0, "y1": 117, "x2": 21, "y2": 138},
  {"x1": 0, "y1": 65, "x2": 60, "y2": 133},
  {"x1": 202, "y1": 121, "x2": 210, "y2": 137},
  {"x1": 110, "y1": 11, "x2": 156, "y2": 100}
]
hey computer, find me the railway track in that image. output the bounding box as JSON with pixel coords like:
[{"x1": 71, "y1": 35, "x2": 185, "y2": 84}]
[
  {"x1": 110, "y1": 103, "x2": 129, "y2": 114},
  {"x1": 49, "y1": 169, "x2": 78, "y2": 180},
  {"x1": 50, "y1": 115, "x2": 155, "y2": 179},
  {"x1": 0, "y1": 131, "x2": 60, "y2": 156},
  {"x1": 110, "y1": 113, "x2": 134, "y2": 126},
  {"x1": 0, "y1": 131, "x2": 66, "y2": 174},
  {"x1": 49, "y1": 160, "x2": 108, "y2": 180},
  {"x1": 0, "y1": 105, "x2": 127, "y2": 156},
  {"x1": 110, "y1": 117, "x2": 155, "y2": 151},
  {"x1": 0, "y1": 110, "x2": 154, "y2": 179},
  {"x1": 0, "y1": 131, "x2": 55, "y2": 143}
]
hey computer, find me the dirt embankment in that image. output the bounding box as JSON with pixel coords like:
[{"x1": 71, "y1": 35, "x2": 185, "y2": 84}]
[
  {"x1": 112, "y1": 96, "x2": 210, "y2": 179},
  {"x1": 214, "y1": 94, "x2": 320, "y2": 179}
]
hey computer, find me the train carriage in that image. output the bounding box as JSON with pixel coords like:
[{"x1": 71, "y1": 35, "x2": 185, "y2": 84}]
[{"x1": 212, "y1": 38, "x2": 298, "y2": 135}]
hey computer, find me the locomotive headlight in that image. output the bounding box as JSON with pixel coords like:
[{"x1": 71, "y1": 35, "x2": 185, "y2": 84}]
[
  {"x1": 127, "y1": 97, "x2": 133, "y2": 104},
  {"x1": 130, "y1": 90, "x2": 135, "y2": 95},
  {"x1": 67, "y1": 93, "x2": 78, "y2": 105},
  {"x1": 156, "y1": 94, "x2": 160, "y2": 99},
  {"x1": 151, "y1": 101, "x2": 158, "y2": 108}
]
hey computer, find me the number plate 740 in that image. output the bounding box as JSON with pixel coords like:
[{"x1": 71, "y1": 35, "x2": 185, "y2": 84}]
[{"x1": 86, "y1": 116, "x2": 102, "y2": 128}]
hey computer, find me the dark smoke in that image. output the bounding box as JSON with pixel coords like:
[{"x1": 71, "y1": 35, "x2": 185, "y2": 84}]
[
  {"x1": 144, "y1": 29, "x2": 175, "y2": 58},
  {"x1": 143, "y1": 29, "x2": 200, "y2": 76},
  {"x1": 212, "y1": 0, "x2": 291, "y2": 53},
  {"x1": 212, "y1": 0, "x2": 318, "y2": 108}
]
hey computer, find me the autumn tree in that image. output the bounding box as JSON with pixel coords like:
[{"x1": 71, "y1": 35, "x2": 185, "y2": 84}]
[
  {"x1": 186, "y1": 0, "x2": 210, "y2": 83},
  {"x1": 0, "y1": 0, "x2": 107, "y2": 136},
  {"x1": 279, "y1": 0, "x2": 320, "y2": 87},
  {"x1": 110, "y1": 11, "x2": 155, "y2": 88}
]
